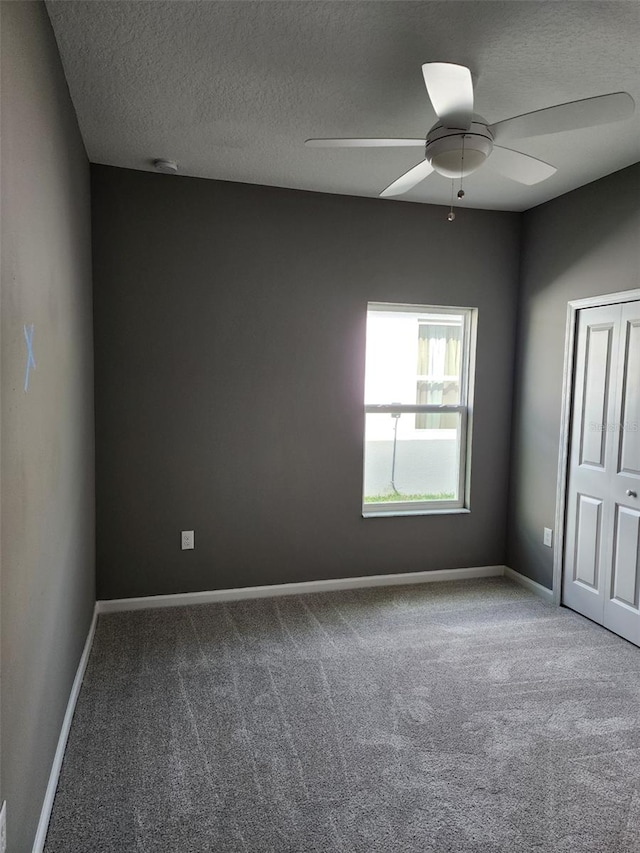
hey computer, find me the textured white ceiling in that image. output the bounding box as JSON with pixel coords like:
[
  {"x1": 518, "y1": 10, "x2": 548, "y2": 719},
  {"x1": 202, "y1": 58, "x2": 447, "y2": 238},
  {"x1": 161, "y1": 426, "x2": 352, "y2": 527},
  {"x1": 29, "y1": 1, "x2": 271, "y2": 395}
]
[{"x1": 46, "y1": 1, "x2": 640, "y2": 212}]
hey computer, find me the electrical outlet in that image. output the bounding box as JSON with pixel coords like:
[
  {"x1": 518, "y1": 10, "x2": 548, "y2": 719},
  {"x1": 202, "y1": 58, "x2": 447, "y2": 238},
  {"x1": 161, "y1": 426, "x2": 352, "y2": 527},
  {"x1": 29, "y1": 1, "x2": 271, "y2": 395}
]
[
  {"x1": 181, "y1": 530, "x2": 194, "y2": 550},
  {"x1": 1, "y1": 800, "x2": 7, "y2": 853},
  {"x1": 543, "y1": 527, "x2": 553, "y2": 548}
]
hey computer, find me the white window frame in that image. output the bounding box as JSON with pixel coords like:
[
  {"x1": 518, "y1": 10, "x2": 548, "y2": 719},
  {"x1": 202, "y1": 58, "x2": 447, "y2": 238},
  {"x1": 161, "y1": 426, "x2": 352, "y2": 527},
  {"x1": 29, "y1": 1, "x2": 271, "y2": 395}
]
[{"x1": 362, "y1": 302, "x2": 477, "y2": 517}]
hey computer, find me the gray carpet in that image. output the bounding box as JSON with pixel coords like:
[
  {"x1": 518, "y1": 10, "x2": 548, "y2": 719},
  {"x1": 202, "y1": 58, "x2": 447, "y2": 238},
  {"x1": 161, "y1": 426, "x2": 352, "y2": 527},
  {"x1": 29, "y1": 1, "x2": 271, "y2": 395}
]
[{"x1": 44, "y1": 577, "x2": 640, "y2": 853}]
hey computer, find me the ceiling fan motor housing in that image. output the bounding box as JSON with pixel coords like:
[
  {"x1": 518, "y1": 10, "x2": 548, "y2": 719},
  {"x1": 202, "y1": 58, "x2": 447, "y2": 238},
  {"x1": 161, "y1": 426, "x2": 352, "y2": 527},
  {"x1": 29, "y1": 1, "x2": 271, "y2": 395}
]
[{"x1": 426, "y1": 120, "x2": 494, "y2": 178}]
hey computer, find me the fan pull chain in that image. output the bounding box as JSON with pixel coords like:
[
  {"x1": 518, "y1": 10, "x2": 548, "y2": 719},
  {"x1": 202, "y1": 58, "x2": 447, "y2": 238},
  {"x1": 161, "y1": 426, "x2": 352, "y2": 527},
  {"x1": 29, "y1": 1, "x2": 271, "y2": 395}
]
[
  {"x1": 458, "y1": 134, "x2": 466, "y2": 200},
  {"x1": 447, "y1": 179, "x2": 455, "y2": 221}
]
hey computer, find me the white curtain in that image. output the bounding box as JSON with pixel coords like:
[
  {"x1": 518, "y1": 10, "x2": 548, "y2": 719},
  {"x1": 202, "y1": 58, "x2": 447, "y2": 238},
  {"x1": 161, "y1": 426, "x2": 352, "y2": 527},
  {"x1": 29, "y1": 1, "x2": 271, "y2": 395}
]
[{"x1": 416, "y1": 324, "x2": 461, "y2": 428}]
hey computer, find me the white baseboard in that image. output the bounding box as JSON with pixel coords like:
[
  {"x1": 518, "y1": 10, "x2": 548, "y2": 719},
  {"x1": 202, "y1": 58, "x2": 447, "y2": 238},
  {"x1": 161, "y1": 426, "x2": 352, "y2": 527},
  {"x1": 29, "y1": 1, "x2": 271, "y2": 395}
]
[
  {"x1": 504, "y1": 566, "x2": 554, "y2": 604},
  {"x1": 96, "y1": 565, "x2": 507, "y2": 614},
  {"x1": 32, "y1": 605, "x2": 98, "y2": 853}
]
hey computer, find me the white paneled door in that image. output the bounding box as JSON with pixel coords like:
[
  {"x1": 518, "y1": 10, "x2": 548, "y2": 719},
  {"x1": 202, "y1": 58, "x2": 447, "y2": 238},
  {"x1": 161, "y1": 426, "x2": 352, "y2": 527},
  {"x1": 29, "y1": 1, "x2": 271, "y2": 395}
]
[{"x1": 563, "y1": 301, "x2": 640, "y2": 646}]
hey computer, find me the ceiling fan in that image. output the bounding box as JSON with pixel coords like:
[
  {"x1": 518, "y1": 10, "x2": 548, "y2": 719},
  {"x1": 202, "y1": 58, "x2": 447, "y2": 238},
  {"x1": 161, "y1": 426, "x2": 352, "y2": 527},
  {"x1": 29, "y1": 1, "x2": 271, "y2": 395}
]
[{"x1": 305, "y1": 63, "x2": 635, "y2": 198}]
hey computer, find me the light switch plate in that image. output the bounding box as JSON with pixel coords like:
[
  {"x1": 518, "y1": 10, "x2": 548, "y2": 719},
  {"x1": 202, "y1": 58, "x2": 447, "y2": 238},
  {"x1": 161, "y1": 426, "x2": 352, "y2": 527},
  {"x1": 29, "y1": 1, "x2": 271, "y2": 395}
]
[
  {"x1": 181, "y1": 530, "x2": 194, "y2": 550},
  {"x1": 543, "y1": 527, "x2": 553, "y2": 548}
]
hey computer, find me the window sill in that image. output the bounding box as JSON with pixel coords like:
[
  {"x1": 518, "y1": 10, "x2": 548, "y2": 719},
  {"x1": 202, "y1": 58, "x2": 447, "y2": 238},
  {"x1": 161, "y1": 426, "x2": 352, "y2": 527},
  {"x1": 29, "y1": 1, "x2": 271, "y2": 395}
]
[{"x1": 362, "y1": 508, "x2": 471, "y2": 518}]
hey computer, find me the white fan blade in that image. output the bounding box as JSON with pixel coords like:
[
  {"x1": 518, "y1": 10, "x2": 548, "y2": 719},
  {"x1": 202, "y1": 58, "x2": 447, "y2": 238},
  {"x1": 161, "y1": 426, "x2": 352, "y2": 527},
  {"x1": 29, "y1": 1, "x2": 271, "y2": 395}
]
[
  {"x1": 422, "y1": 63, "x2": 474, "y2": 130},
  {"x1": 490, "y1": 92, "x2": 635, "y2": 141},
  {"x1": 380, "y1": 159, "x2": 434, "y2": 198},
  {"x1": 488, "y1": 146, "x2": 556, "y2": 185},
  {"x1": 305, "y1": 138, "x2": 426, "y2": 148}
]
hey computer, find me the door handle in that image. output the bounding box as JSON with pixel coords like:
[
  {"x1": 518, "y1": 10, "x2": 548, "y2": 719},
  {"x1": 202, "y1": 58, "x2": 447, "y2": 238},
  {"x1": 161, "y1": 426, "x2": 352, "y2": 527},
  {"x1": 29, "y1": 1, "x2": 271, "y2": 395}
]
[{"x1": 627, "y1": 490, "x2": 638, "y2": 498}]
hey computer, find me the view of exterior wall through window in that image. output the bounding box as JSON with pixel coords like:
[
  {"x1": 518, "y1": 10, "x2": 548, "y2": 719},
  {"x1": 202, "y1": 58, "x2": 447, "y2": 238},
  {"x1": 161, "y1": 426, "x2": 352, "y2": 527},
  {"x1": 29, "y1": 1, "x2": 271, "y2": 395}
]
[{"x1": 363, "y1": 302, "x2": 476, "y2": 516}]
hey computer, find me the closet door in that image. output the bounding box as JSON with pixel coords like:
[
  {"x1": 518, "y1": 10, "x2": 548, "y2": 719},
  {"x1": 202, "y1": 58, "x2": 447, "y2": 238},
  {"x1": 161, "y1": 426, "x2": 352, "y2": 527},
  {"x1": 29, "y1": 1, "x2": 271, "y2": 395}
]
[
  {"x1": 563, "y1": 304, "x2": 621, "y2": 625},
  {"x1": 563, "y1": 301, "x2": 640, "y2": 647},
  {"x1": 602, "y1": 302, "x2": 640, "y2": 645}
]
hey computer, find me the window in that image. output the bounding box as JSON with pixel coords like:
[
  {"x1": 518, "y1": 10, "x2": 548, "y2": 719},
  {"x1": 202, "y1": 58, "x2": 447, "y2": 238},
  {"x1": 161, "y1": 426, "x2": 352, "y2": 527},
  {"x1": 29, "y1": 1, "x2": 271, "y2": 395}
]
[{"x1": 362, "y1": 302, "x2": 476, "y2": 516}]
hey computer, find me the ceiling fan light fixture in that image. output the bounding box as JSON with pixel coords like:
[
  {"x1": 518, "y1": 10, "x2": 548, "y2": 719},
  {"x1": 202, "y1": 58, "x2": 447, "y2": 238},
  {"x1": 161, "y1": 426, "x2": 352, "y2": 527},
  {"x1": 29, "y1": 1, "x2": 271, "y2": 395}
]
[
  {"x1": 430, "y1": 145, "x2": 488, "y2": 178},
  {"x1": 426, "y1": 123, "x2": 494, "y2": 179}
]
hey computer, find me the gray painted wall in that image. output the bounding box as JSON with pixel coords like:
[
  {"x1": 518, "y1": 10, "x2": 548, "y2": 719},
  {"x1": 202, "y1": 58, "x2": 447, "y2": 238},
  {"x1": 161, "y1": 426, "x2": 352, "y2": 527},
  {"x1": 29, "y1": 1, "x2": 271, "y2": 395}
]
[
  {"x1": 92, "y1": 165, "x2": 520, "y2": 600},
  {"x1": 0, "y1": 3, "x2": 95, "y2": 851},
  {"x1": 507, "y1": 164, "x2": 640, "y2": 589}
]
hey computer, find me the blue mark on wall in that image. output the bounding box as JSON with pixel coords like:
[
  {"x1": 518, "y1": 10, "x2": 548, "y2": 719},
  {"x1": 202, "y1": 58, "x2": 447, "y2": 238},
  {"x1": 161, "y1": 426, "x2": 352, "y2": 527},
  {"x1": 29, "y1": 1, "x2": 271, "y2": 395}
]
[{"x1": 23, "y1": 324, "x2": 36, "y2": 392}]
